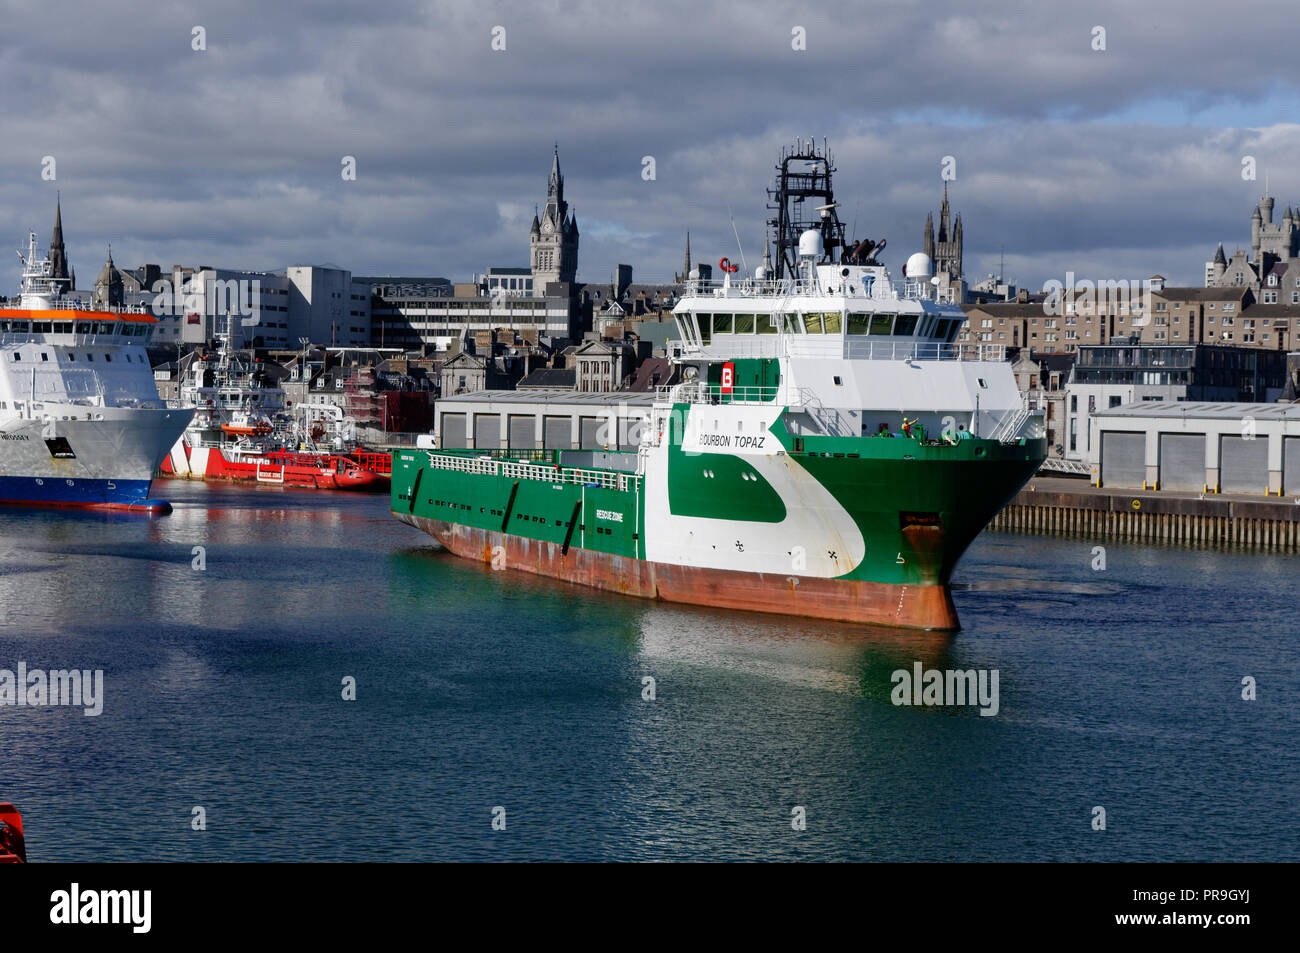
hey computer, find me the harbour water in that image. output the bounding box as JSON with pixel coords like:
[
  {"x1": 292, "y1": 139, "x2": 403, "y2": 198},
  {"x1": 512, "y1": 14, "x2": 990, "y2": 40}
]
[{"x1": 1, "y1": 483, "x2": 1294, "y2": 861}]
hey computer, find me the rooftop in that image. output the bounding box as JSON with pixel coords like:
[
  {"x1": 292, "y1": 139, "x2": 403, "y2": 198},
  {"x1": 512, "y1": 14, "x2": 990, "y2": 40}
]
[
  {"x1": 1097, "y1": 401, "x2": 1300, "y2": 420},
  {"x1": 437, "y1": 389, "x2": 658, "y2": 407}
]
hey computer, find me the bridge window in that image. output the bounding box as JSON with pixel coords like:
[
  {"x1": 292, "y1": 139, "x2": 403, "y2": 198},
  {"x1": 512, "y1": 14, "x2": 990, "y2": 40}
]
[
  {"x1": 822, "y1": 312, "x2": 842, "y2": 334},
  {"x1": 757, "y1": 313, "x2": 779, "y2": 334},
  {"x1": 733, "y1": 314, "x2": 755, "y2": 333},
  {"x1": 801, "y1": 313, "x2": 822, "y2": 334},
  {"x1": 847, "y1": 313, "x2": 870, "y2": 334},
  {"x1": 893, "y1": 314, "x2": 919, "y2": 336},
  {"x1": 869, "y1": 313, "x2": 895, "y2": 335},
  {"x1": 712, "y1": 314, "x2": 733, "y2": 335}
]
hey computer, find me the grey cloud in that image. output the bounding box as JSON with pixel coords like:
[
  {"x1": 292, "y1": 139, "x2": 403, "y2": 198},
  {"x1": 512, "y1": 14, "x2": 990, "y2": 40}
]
[{"x1": 1, "y1": 0, "x2": 1297, "y2": 294}]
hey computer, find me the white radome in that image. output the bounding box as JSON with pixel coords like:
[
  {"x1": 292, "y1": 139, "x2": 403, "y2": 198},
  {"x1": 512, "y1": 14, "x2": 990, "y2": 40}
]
[
  {"x1": 798, "y1": 229, "x2": 822, "y2": 258},
  {"x1": 905, "y1": 252, "x2": 934, "y2": 278}
]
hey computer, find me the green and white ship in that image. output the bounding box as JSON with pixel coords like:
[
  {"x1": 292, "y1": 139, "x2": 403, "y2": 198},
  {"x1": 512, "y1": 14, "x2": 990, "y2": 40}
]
[{"x1": 392, "y1": 141, "x2": 1045, "y2": 629}]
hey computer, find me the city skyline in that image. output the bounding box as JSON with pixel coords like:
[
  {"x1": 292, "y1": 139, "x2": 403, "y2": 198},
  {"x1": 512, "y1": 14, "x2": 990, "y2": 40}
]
[{"x1": 2, "y1": 0, "x2": 1299, "y2": 291}]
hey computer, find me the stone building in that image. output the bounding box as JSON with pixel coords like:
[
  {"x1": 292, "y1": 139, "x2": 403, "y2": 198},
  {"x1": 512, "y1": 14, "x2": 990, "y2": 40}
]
[
  {"x1": 572, "y1": 339, "x2": 637, "y2": 393},
  {"x1": 1012, "y1": 350, "x2": 1074, "y2": 456},
  {"x1": 923, "y1": 183, "x2": 964, "y2": 303},
  {"x1": 92, "y1": 249, "x2": 124, "y2": 309},
  {"x1": 1206, "y1": 193, "x2": 1300, "y2": 291},
  {"x1": 529, "y1": 147, "x2": 579, "y2": 293}
]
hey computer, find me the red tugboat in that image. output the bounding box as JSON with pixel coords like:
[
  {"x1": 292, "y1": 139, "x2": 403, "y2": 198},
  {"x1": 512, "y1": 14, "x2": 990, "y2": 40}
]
[
  {"x1": 161, "y1": 443, "x2": 381, "y2": 489},
  {"x1": 0, "y1": 803, "x2": 25, "y2": 863},
  {"x1": 157, "y1": 318, "x2": 385, "y2": 491}
]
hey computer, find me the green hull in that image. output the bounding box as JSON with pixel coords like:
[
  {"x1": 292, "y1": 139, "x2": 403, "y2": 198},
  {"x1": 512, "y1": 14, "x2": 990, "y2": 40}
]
[{"x1": 391, "y1": 417, "x2": 1046, "y2": 627}]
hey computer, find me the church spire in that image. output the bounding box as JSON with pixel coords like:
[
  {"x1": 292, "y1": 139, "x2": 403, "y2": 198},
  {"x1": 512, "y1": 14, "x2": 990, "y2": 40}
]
[
  {"x1": 49, "y1": 193, "x2": 71, "y2": 291},
  {"x1": 684, "y1": 232, "x2": 691, "y2": 277},
  {"x1": 549, "y1": 143, "x2": 563, "y2": 201},
  {"x1": 938, "y1": 182, "x2": 951, "y2": 243}
]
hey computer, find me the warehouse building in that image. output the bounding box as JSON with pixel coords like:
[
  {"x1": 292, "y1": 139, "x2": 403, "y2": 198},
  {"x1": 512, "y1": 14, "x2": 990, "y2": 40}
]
[
  {"x1": 1089, "y1": 402, "x2": 1300, "y2": 495},
  {"x1": 434, "y1": 390, "x2": 657, "y2": 452}
]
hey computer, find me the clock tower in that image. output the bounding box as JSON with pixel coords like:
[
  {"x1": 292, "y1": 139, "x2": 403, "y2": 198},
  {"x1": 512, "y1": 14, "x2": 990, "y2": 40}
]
[{"x1": 530, "y1": 146, "x2": 579, "y2": 295}]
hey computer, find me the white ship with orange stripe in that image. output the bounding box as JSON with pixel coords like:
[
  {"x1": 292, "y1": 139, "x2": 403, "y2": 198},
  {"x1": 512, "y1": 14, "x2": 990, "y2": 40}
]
[{"x1": 0, "y1": 231, "x2": 192, "y2": 512}]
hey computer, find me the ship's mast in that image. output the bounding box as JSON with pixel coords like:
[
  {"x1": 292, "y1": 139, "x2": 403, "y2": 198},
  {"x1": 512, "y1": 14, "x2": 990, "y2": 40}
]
[
  {"x1": 765, "y1": 138, "x2": 883, "y2": 280},
  {"x1": 766, "y1": 138, "x2": 841, "y2": 280}
]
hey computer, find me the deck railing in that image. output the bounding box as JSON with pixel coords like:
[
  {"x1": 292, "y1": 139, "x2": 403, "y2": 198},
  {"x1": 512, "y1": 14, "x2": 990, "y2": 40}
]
[
  {"x1": 423, "y1": 450, "x2": 639, "y2": 491},
  {"x1": 674, "y1": 337, "x2": 1005, "y2": 362},
  {"x1": 679, "y1": 276, "x2": 927, "y2": 300}
]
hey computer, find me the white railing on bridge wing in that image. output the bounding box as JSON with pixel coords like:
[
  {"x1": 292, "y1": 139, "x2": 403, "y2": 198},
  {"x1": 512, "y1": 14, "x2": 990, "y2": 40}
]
[
  {"x1": 839, "y1": 339, "x2": 1006, "y2": 362},
  {"x1": 681, "y1": 277, "x2": 810, "y2": 298},
  {"x1": 679, "y1": 276, "x2": 927, "y2": 300},
  {"x1": 656, "y1": 382, "x2": 781, "y2": 405},
  {"x1": 653, "y1": 381, "x2": 826, "y2": 410},
  {"x1": 677, "y1": 337, "x2": 1006, "y2": 362}
]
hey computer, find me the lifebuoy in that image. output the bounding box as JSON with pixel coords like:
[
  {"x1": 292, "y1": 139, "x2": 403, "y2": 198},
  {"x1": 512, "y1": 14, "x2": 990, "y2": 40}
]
[{"x1": 718, "y1": 257, "x2": 739, "y2": 273}]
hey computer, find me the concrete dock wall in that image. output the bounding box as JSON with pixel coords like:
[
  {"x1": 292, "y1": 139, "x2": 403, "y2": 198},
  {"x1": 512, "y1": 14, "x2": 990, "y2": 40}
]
[{"x1": 989, "y1": 483, "x2": 1300, "y2": 550}]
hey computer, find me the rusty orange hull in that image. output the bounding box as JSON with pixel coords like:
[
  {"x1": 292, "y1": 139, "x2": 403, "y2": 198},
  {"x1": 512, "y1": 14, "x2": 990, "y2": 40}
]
[{"x1": 397, "y1": 513, "x2": 959, "y2": 630}]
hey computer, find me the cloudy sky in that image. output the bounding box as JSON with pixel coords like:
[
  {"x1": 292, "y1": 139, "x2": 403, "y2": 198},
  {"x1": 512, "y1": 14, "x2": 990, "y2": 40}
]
[{"x1": 2, "y1": 0, "x2": 1298, "y2": 293}]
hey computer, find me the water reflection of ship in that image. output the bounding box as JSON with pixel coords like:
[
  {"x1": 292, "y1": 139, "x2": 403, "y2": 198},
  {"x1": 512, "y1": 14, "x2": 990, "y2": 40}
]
[
  {"x1": 387, "y1": 544, "x2": 958, "y2": 695},
  {"x1": 158, "y1": 315, "x2": 388, "y2": 491}
]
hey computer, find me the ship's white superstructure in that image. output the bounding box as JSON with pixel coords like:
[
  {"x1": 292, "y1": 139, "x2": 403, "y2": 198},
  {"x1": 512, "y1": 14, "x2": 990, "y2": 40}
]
[
  {"x1": 669, "y1": 256, "x2": 1037, "y2": 443},
  {"x1": 0, "y1": 231, "x2": 192, "y2": 510}
]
